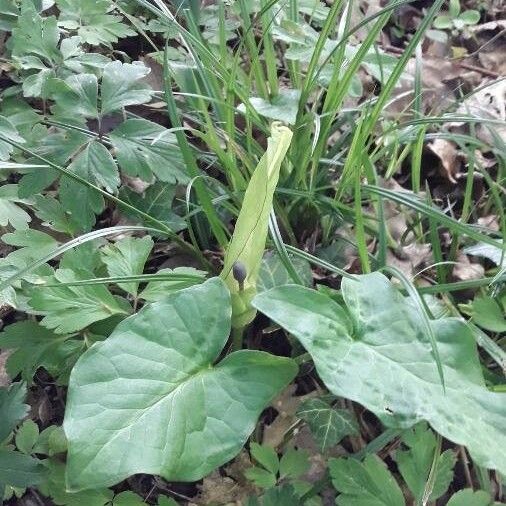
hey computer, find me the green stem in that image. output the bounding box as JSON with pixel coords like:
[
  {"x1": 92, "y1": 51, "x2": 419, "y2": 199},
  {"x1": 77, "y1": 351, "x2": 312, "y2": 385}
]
[{"x1": 231, "y1": 327, "x2": 244, "y2": 351}]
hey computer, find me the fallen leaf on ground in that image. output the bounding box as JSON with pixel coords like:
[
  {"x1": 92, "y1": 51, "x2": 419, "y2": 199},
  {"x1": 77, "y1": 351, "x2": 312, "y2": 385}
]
[{"x1": 427, "y1": 139, "x2": 461, "y2": 183}]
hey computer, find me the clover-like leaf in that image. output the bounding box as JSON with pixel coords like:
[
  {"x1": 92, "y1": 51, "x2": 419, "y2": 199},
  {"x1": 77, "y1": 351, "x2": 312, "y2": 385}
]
[
  {"x1": 64, "y1": 278, "x2": 297, "y2": 491},
  {"x1": 253, "y1": 272, "x2": 506, "y2": 475}
]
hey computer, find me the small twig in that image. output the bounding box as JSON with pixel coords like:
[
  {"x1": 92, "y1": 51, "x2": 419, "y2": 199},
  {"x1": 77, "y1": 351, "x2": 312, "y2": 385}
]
[
  {"x1": 460, "y1": 446, "x2": 474, "y2": 489},
  {"x1": 457, "y1": 61, "x2": 500, "y2": 78}
]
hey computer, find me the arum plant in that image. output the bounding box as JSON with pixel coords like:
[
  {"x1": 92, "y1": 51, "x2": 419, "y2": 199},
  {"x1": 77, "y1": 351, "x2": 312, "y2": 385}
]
[{"x1": 221, "y1": 122, "x2": 293, "y2": 330}]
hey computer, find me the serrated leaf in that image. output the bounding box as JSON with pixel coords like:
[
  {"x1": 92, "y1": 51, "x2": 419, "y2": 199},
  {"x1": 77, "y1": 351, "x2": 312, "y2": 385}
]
[
  {"x1": 245, "y1": 466, "x2": 277, "y2": 488},
  {"x1": 0, "y1": 184, "x2": 31, "y2": 230},
  {"x1": 33, "y1": 425, "x2": 67, "y2": 456},
  {"x1": 394, "y1": 423, "x2": 455, "y2": 502},
  {"x1": 11, "y1": 0, "x2": 60, "y2": 62},
  {"x1": 279, "y1": 448, "x2": 309, "y2": 479},
  {"x1": 63, "y1": 278, "x2": 297, "y2": 491},
  {"x1": 260, "y1": 484, "x2": 300, "y2": 506},
  {"x1": 110, "y1": 118, "x2": 188, "y2": 184},
  {"x1": 101, "y1": 61, "x2": 153, "y2": 116},
  {"x1": 118, "y1": 183, "x2": 187, "y2": 233},
  {"x1": 297, "y1": 398, "x2": 358, "y2": 451},
  {"x1": 329, "y1": 455, "x2": 405, "y2": 506},
  {"x1": 253, "y1": 272, "x2": 506, "y2": 475},
  {"x1": 59, "y1": 144, "x2": 108, "y2": 231},
  {"x1": 0, "y1": 321, "x2": 80, "y2": 383},
  {"x1": 2, "y1": 229, "x2": 58, "y2": 268},
  {"x1": 33, "y1": 194, "x2": 80, "y2": 235},
  {"x1": 257, "y1": 251, "x2": 312, "y2": 293},
  {"x1": 139, "y1": 267, "x2": 207, "y2": 302},
  {"x1": 50, "y1": 74, "x2": 99, "y2": 118},
  {"x1": 447, "y1": 490, "x2": 493, "y2": 506},
  {"x1": 28, "y1": 268, "x2": 128, "y2": 333},
  {"x1": 221, "y1": 123, "x2": 292, "y2": 328},
  {"x1": 0, "y1": 115, "x2": 25, "y2": 160},
  {"x1": 15, "y1": 419, "x2": 39, "y2": 454},
  {"x1": 0, "y1": 449, "x2": 47, "y2": 487},
  {"x1": 250, "y1": 442, "x2": 279, "y2": 475},
  {"x1": 240, "y1": 89, "x2": 301, "y2": 125},
  {"x1": 101, "y1": 236, "x2": 154, "y2": 296},
  {"x1": 0, "y1": 382, "x2": 28, "y2": 442},
  {"x1": 56, "y1": 0, "x2": 135, "y2": 45}
]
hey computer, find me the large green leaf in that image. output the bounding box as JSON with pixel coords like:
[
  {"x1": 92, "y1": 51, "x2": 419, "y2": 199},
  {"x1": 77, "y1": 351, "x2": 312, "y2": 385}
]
[
  {"x1": 253, "y1": 272, "x2": 506, "y2": 475},
  {"x1": 109, "y1": 119, "x2": 188, "y2": 184},
  {"x1": 64, "y1": 278, "x2": 297, "y2": 491},
  {"x1": 221, "y1": 123, "x2": 292, "y2": 328}
]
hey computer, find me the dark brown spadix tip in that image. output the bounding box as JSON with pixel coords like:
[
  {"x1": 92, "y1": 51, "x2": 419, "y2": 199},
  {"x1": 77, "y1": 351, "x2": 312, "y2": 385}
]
[{"x1": 232, "y1": 261, "x2": 247, "y2": 291}]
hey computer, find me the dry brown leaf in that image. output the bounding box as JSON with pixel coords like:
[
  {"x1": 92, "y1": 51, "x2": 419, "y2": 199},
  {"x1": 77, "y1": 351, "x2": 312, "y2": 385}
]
[
  {"x1": 477, "y1": 214, "x2": 500, "y2": 231},
  {"x1": 453, "y1": 252, "x2": 485, "y2": 281},
  {"x1": 385, "y1": 56, "x2": 459, "y2": 118},
  {"x1": 0, "y1": 350, "x2": 11, "y2": 387},
  {"x1": 262, "y1": 385, "x2": 317, "y2": 448},
  {"x1": 450, "y1": 79, "x2": 506, "y2": 147},
  {"x1": 196, "y1": 471, "x2": 245, "y2": 505},
  {"x1": 427, "y1": 138, "x2": 461, "y2": 183}
]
